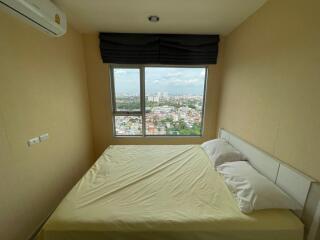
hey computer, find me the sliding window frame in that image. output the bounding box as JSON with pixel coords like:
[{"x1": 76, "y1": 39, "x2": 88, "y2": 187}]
[
  {"x1": 109, "y1": 64, "x2": 144, "y2": 137},
  {"x1": 110, "y1": 64, "x2": 208, "y2": 137}
]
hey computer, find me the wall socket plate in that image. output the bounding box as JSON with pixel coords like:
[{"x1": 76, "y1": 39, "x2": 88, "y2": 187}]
[
  {"x1": 27, "y1": 133, "x2": 49, "y2": 147},
  {"x1": 39, "y1": 133, "x2": 49, "y2": 142},
  {"x1": 27, "y1": 137, "x2": 40, "y2": 147}
]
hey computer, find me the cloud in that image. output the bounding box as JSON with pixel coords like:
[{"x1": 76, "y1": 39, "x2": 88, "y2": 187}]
[
  {"x1": 170, "y1": 78, "x2": 203, "y2": 86},
  {"x1": 114, "y1": 69, "x2": 139, "y2": 75},
  {"x1": 165, "y1": 71, "x2": 183, "y2": 78},
  {"x1": 115, "y1": 67, "x2": 206, "y2": 95}
]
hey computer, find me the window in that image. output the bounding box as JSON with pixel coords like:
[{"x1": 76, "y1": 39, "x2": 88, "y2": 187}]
[{"x1": 110, "y1": 65, "x2": 207, "y2": 137}]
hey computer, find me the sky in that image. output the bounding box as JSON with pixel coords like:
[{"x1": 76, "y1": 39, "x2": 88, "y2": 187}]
[{"x1": 114, "y1": 67, "x2": 206, "y2": 96}]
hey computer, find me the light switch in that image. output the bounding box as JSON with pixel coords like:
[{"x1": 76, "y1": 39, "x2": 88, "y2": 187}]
[
  {"x1": 39, "y1": 133, "x2": 49, "y2": 142},
  {"x1": 27, "y1": 137, "x2": 40, "y2": 147}
]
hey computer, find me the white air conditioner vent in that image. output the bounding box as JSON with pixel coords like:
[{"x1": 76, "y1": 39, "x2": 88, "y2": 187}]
[{"x1": 0, "y1": 0, "x2": 67, "y2": 37}]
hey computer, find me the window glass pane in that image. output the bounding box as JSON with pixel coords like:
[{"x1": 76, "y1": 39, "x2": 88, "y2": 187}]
[
  {"x1": 114, "y1": 116, "x2": 142, "y2": 136},
  {"x1": 145, "y1": 67, "x2": 206, "y2": 136},
  {"x1": 113, "y1": 68, "x2": 140, "y2": 112}
]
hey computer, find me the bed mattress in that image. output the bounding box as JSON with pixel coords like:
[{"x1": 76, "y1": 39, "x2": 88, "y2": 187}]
[{"x1": 39, "y1": 145, "x2": 303, "y2": 240}]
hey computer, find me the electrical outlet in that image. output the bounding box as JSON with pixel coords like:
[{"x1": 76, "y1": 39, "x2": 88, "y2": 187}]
[
  {"x1": 39, "y1": 133, "x2": 49, "y2": 142},
  {"x1": 27, "y1": 137, "x2": 40, "y2": 147}
]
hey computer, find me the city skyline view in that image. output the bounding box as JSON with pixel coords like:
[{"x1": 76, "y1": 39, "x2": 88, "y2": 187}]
[{"x1": 113, "y1": 67, "x2": 206, "y2": 136}]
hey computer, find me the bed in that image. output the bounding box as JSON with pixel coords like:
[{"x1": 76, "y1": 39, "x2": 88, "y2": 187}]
[{"x1": 39, "y1": 138, "x2": 305, "y2": 240}]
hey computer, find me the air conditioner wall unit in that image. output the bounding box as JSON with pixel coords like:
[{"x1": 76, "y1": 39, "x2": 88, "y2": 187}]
[{"x1": 0, "y1": 0, "x2": 67, "y2": 37}]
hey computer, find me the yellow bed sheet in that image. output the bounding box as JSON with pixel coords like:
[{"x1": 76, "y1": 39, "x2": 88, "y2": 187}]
[{"x1": 40, "y1": 145, "x2": 303, "y2": 240}]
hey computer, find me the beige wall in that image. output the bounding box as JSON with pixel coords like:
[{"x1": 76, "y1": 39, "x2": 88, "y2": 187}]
[
  {"x1": 0, "y1": 11, "x2": 94, "y2": 240},
  {"x1": 83, "y1": 34, "x2": 223, "y2": 157},
  {"x1": 218, "y1": 0, "x2": 320, "y2": 181},
  {"x1": 4, "y1": 0, "x2": 320, "y2": 238}
]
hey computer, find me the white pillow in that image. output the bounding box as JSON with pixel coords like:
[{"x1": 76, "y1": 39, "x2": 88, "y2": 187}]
[
  {"x1": 217, "y1": 161, "x2": 300, "y2": 213},
  {"x1": 201, "y1": 139, "x2": 246, "y2": 168}
]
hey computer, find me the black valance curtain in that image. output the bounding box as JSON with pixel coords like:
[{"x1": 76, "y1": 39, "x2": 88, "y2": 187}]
[{"x1": 99, "y1": 33, "x2": 220, "y2": 65}]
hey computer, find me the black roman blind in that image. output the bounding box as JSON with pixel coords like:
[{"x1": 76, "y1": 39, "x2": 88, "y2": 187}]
[{"x1": 99, "y1": 33, "x2": 220, "y2": 65}]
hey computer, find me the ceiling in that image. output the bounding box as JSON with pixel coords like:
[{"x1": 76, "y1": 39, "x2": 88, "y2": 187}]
[{"x1": 54, "y1": 0, "x2": 267, "y2": 36}]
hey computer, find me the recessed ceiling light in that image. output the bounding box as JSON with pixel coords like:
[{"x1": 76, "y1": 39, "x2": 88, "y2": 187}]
[{"x1": 148, "y1": 15, "x2": 159, "y2": 23}]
